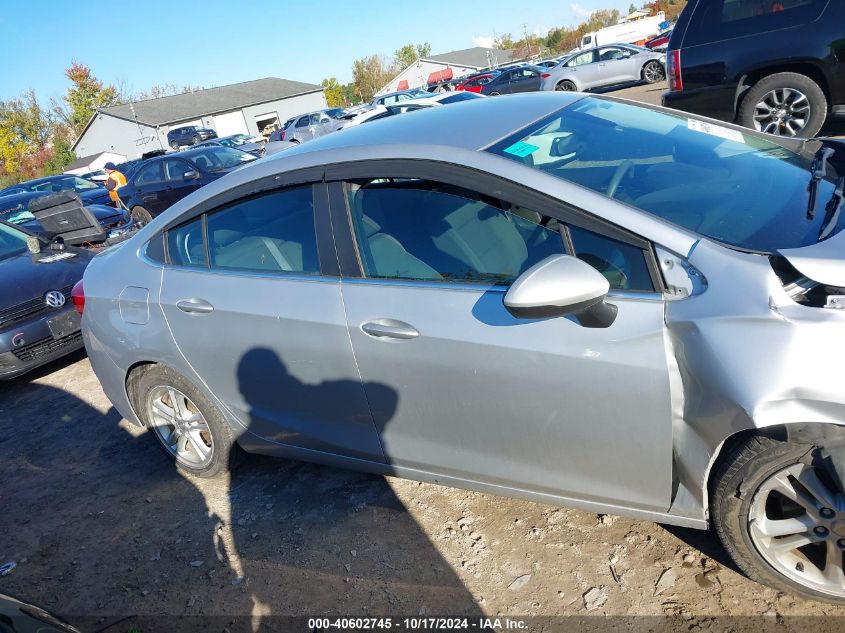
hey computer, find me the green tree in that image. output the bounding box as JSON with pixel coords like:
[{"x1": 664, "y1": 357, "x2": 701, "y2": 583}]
[
  {"x1": 351, "y1": 55, "x2": 393, "y2": 102},
  {"x1": 629, "y1": 3, "x2": 638, "y2": 13},
  {"x1": 393, "y1": 42, "x2": 432, "y2": 71},
  {"x1": 61, "y1": 62, "x2": 119, "y2": 140},
  {"x1": 321, "y1": 77, "x2": 347, "y2": 108},
  {"x1": 493, "y1": 33, "x2": 514, "y2": 49},
  {"x1": 0, "y1": 90, "x2": 54, "y2": 179},
  {"x1": 42, "y1": 129, "x2": 75, "y2": 175}
]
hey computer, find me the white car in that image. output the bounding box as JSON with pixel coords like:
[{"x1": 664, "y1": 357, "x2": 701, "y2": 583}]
[{"x1": 337, "y1": 92, "x2": 486, "y2": 130}]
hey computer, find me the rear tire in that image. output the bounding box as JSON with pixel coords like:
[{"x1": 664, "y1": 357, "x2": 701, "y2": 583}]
[
  {"x1": 738, "y1": 72, "x2": 827, "y2": 138},
  {"x1": 169, "y1": 140, "x2": 179, "y2": 150},
  {"x1": 191, "y1": 135, "x2": 200, "y2": 145},
  {"x1": 132, "y1": 364, "x2": 244, "y2": 478},
  {"x1": 555, "y1": 80, "x2": 577, "y2": 92},
  {"x1": 489, "y1": 91, "x2": 501, "y2": 96},
  {"x1": 711, "y1": 435, "x2": 845, "y2": 604},
  {"x1": 131, "y1": 206, "x2": 153, "y2": 226}
]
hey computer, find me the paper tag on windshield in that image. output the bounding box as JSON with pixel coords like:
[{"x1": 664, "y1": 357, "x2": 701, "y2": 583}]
[
  {"x1": 503, "y1": 141, "x2": 539, "y2": 158},
  {"x1": 687, "y1": 119, "x2": 745, "y2": 143}
]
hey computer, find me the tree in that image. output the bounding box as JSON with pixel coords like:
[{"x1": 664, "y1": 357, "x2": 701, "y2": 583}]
[
  {"x1": 629, "y1": 3, "x2": 638, "y2": 14},
  {"x1": 493, "y1": 33, "x2": 514, "y2": 50},
  {"x1": 60, "y1": 62, "x2": 119, "y2": 140},
  {"x1": 41, "y1": 127, "x2": 75, "y2": 175},
  {"x1": 351, "y1": 55, "x2": 393, "y2": 102},
  {"x1": 321, "y1": 77, "x2": 347, "y2": 108},
  {"x1": 393, "y1": 42, "x2": 432, "y2": 71},
  {"x1": 0, "y1": 90, "x2": 55, "y2": 180}
]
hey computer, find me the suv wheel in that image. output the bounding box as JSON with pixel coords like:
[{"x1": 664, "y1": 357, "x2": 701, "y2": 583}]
[
  {"x1": 739, "y1": 72, "x2": 827, "y2": 138},
  {"x1": 556, "y1": 80, "x2": 577, "y2": 92},
  {"x1": 192, "y1": 135, "x2": 200, "y2": 145},
  {"x1": 169, "y1": 140, "x2": 179, "y2": 150},
  {"x1": 132, "y1": 364, "x2": 244, "y2": 478},
  {"x1": 711, "y1": 435, "x2": 845, "y2": 603},
  {"x1": 642, "y1": 60, "x2": 665, "y2": 84}
]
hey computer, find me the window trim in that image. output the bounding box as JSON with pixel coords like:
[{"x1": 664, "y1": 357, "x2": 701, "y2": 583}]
[{"x1": 325, "y1": 159, "x2": 664, "y2": 294}]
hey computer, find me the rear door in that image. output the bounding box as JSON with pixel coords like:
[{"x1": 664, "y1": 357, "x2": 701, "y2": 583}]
[
  {"x1": 159, "y1": 180, "x2": 384, "y2": 460},
  {"x1": 329, "y1": 163, "x2": 674, "y2": 513}
]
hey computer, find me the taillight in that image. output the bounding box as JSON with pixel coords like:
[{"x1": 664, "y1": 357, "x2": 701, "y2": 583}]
[
  {"x1": 71, "y1": 280, "x2": 85, "y2": 315},
  {"x1": 541, "y1": 73, "x2": 550, "y2": 79},
  {"x1": 279, "y1": 129, "x2": 286, "y2": 140},
  {"x1": 668, "y1": 49, "x2": 683, "y2": 92}
]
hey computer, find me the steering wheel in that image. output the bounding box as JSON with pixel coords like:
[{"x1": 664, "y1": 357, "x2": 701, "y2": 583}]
[{"x1": 606, "y1": 160, "x2": 635, "y2": 199}]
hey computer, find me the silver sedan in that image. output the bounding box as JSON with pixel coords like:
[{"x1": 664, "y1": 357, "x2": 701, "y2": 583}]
[
  {"x1": 81, "y1": 93, "x2": 845, "y2": 604},
  {"x1": 541, "y1": 44, "x2": 665, "y2": 92}
]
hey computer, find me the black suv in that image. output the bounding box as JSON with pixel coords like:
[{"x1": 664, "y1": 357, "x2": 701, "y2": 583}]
[
  {"x1": 663, "y1": 0, "x2": 845, "y2": 138},
  {"x1": 166, "y1": 125, "x2": 217, "y2": 149}
]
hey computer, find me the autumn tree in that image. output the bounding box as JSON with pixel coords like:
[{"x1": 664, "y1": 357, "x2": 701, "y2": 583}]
[
  {"x1": 60, "y1": 62, "x2": 119, "y2": 140},
  {"x1": 393, "y1": 42, "x2": 432, "y2": 71},
  {"x1": 351, "y1": 55, "x2": 393, "y2": 102},
  {"x1": 321, "y1": 77, "x2": 347, "y2": 108},
  {"x1": 0, "y1": 90, "x2": 55, "y2": 180}
]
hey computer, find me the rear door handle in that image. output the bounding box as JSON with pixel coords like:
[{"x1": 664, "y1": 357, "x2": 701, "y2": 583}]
[
  {"x1": 361, "y1": 320, "x2": 419, "y2": 340},
  {"x1": 176, "y1": 298, "x2": 214, "y2": 315}
]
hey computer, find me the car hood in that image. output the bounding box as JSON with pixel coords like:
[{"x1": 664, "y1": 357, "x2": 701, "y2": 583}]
[
  {"x1": 78, "y1": 188, "x2": 112, "y2": 205},
  {"x1": 780, "y1": 230, "x2": 845, "y2": 287},
  {"x1": 0, "y1": 247, "x2": 92, "y2": 313}
]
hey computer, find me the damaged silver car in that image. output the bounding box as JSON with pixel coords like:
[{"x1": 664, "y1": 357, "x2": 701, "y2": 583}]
[{"x1": 81, "y1": 93, "x2": 845, "y2": 603}]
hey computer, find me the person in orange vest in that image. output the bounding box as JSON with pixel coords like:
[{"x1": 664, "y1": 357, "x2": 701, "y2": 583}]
[{"x1": 103, "y1": 162, "x2": 127, "y2": 209}]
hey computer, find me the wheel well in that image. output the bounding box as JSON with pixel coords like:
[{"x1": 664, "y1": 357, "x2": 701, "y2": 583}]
[
  {"x1": 707, "y1": 423, "x2": 845, "y2": 495},
  {"x1": 739, "y1": 63, "x2": 832, "y2": 113},
  {"x1": 125, "y1": 361, "x2": 159, "y2": 424}
]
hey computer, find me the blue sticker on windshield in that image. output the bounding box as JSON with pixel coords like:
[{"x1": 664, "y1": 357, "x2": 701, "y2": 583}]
[{"x1": 503, "y1": 141, "x2": 539, "y2": 158}]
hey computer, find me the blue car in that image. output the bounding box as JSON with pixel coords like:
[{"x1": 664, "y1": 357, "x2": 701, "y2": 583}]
[
  {"x1": 0, "y1": 220, "x2": 92, "y2": 379},
  {"x1": 0, "y1": 191, "x2": 134, "y2": 244},
  {"x1": 0, "y1": 174, "x2": 114, "y2": 207},
  {"x1": 118, "y1": 146, "x2": 257, "y2": 224}
]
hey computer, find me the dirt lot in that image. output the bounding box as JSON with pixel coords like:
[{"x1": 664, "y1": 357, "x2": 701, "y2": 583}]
[{"x1": 2, "y1": 84, "x2": 844, "y2": 631}]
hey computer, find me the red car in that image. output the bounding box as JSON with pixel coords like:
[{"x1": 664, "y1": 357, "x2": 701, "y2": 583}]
[
  {"x1": 456, "y1": 72, "x2": 500, "y2": 93},
  {"x1": 645, "y1": 30, "x2": 672, "y2": 51}
]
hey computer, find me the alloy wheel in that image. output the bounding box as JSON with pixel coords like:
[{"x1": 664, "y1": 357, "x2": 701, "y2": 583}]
[
  {"x1": 748, "y1": 462, "x2": 845, "y2": 598},
  {"x1": 752, "y1": 88, "x2": 811, "y2": 137},
  {"x1": 644, "y1": 61, "x2": 665, "y2": 83},
  {"x1": 146, "y1": 385, "x2": 214, "y2": 468},
  {"x1": 556, "y1": 81, "x2": 576, "y2": 92}
]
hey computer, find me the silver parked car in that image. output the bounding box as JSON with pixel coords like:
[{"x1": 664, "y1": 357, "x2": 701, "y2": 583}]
[
  {"x1": 277, "y1": 108, "x2": 347, "y2": 144},
  {"x1": 542, "y1": 44, "x2": 665, "y2": 92},
  {"x1": 82, "y1": 94, "x2": 845, "y2": 603}
]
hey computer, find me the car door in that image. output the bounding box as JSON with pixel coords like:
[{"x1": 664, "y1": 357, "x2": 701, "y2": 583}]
[
  {"x1": 330, "y1": 166, "x2": 674, "y2": 513},
  {"x1": 293, "y1": 115, "x2": 312, "y2": 142},
  {"x1": 161, "y1": 158, "x2": 202, "y2": 209},
  {"x1": 131, "y1": 161, "x2": 167, "y2": 215},
  {"x1": 158, "y1": 181, "x2": 384, "y2": 460},
  {"x1": 510, "y1": 68, "x2": 543, "y2": 93},
  {"x1": 596, "y1": 47, "x2": 633, "y2": 86},
  {"x1": 486, "y1": 71, "x2": 512, "y2": 94},
  {"x1": 561, "y1": 50, "x2": 600, "y2": 88}
]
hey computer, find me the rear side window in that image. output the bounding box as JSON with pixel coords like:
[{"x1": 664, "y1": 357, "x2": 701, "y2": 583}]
[
  {"x1": 206, "y1": 186, "x2": 319, "y2": 274},
  {"x1": 167, "y1": 217, "x2": 205, "y2": 267},
  {"x1": 685, "y1": 0, "x2": 826, "y2": 45},
  {"x1": 295, "y1": 117, "x2": 310, "y2": 128}
]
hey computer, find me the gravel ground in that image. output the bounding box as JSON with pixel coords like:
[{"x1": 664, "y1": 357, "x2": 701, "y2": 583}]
[{"x1": 2, "y1": 83, "x2": 844, "y2": 631}]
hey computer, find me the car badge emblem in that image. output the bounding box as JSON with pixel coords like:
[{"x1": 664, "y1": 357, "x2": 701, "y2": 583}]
[{"x1": 45, "y1": 290, "x2": 66, "y2": 309}]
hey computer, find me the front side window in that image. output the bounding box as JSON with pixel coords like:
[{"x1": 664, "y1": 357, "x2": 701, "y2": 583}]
[
  {"x1": 163, "y1": 159, "x2": 193, "y2": 181},
  {"x1": 568, "y1": 225, "x2": 654, "y2": 291},
  {"x1": 295, "y1": 117, "x2": 310, "y2": 128},
  {"x1": 135, "y1": 163, "x2": 164, "y2": 185},
  {"x1": 487, "y1": 96, "x2": 841, "y2": 251},
  {"x1": 206, "y1": 186, "x2": 319, "y2": 273},
  {"x1": 599, "y1": 47, "x2": 630, "y2": 61},
  {"x1": 347, "y1": 180, "x2": 566, "y2": 283}
]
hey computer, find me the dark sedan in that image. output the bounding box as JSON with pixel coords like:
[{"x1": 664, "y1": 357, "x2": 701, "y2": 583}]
[
  {"x1": 0, "y1": 175, "x2": 113, "y2": 207},
  {"x1": 478, "y1": 65, "x2": 548, "y2": 95},
  {"x1": 0, "y1": 191, "x2": 134, "y2": 243},
  {"x1": 0, "y1": 220, "x2": 92, "y2": 379},
  {"x1": 119, "y1": 146, "x2": 257, "y2": 223}
]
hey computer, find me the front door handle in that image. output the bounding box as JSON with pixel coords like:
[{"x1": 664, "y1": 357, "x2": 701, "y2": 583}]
[
  {"x1": 176, "y1": 298, "x2": 214, "y2": 315},
  {"x1": 361, "y1": 320, "x2": 419, "y2": 340}
]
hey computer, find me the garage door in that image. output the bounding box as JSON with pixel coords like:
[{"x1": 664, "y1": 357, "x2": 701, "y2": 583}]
[{"x1": 213, "y1": 111, "x2": 248, "y2": 137}]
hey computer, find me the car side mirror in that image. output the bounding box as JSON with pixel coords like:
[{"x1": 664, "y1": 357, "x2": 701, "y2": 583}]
[
  {"x1": 183, "y1": 170, "x2": 200, "y2": 180},
  {"x1": 504, "y1": 254, "x2": 617, "y2": 328}
]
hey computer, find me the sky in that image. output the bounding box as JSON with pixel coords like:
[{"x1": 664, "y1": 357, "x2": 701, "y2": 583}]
[{"x1": 0, "y1": 0, "x2": 635, "y2": 105}]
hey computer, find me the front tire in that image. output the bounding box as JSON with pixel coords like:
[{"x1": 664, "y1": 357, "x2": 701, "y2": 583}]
[
  {"x1": 738, "y1": 72, "x2": 827, "y2": 138},
  {"x1": 132, "y1": 364, "x2": 244, "y2": 478},
  {"x1": 711, "y1": 435, "x2": 845, "y2": 604},
  {"x1": 642, "y1": 60, "x2": 665, "y2": 84}
]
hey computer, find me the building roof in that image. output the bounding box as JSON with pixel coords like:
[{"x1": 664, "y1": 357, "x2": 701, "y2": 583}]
[
  {"x1": 424, "y1": 47, "x2": 517, "y2": 69},
  {"x1": 64, "y1": 152, "x2": 107, "y2": 171},
  {"x1": 99, "y1": 77, "x2": 322, "y2": 127}
]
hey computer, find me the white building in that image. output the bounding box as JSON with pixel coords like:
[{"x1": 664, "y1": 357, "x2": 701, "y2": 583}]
[
  {"x1": 375, "y1": 46, "x2": 524, "y2": 97},
  {"x1": 72, "y1": 77, "x2": 327, "y2": 160},
  {"x1": 63, "y1": 151, "x2": 127, "y2": 175}
]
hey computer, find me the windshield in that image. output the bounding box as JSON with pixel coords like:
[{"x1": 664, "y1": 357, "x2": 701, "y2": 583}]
[
  {"x1": 28, "y1": 176, "x2": 100, "y2": 194},
  {"x1": 487, "y1": 97, "x2": 840, "y2": 252},
  {"x1": 0, "y1": 222, "x2": 28, "y2": 260},
  {"x1": 188, "y1": 147, "x2": 256, "y2": 172}
]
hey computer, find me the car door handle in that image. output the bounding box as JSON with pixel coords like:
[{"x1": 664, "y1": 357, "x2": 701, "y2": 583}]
[
  {"x1": 361, "y1": 320, "x2": 419, "y2": 340},
  {"x1": 176, "y1": 299, "x2": 214, "y2": 315}
]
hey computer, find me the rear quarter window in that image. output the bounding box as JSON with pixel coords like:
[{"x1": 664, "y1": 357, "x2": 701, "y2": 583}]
[{"x1": 684, "y1": 0, "x2": 827, "y2": 45}]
